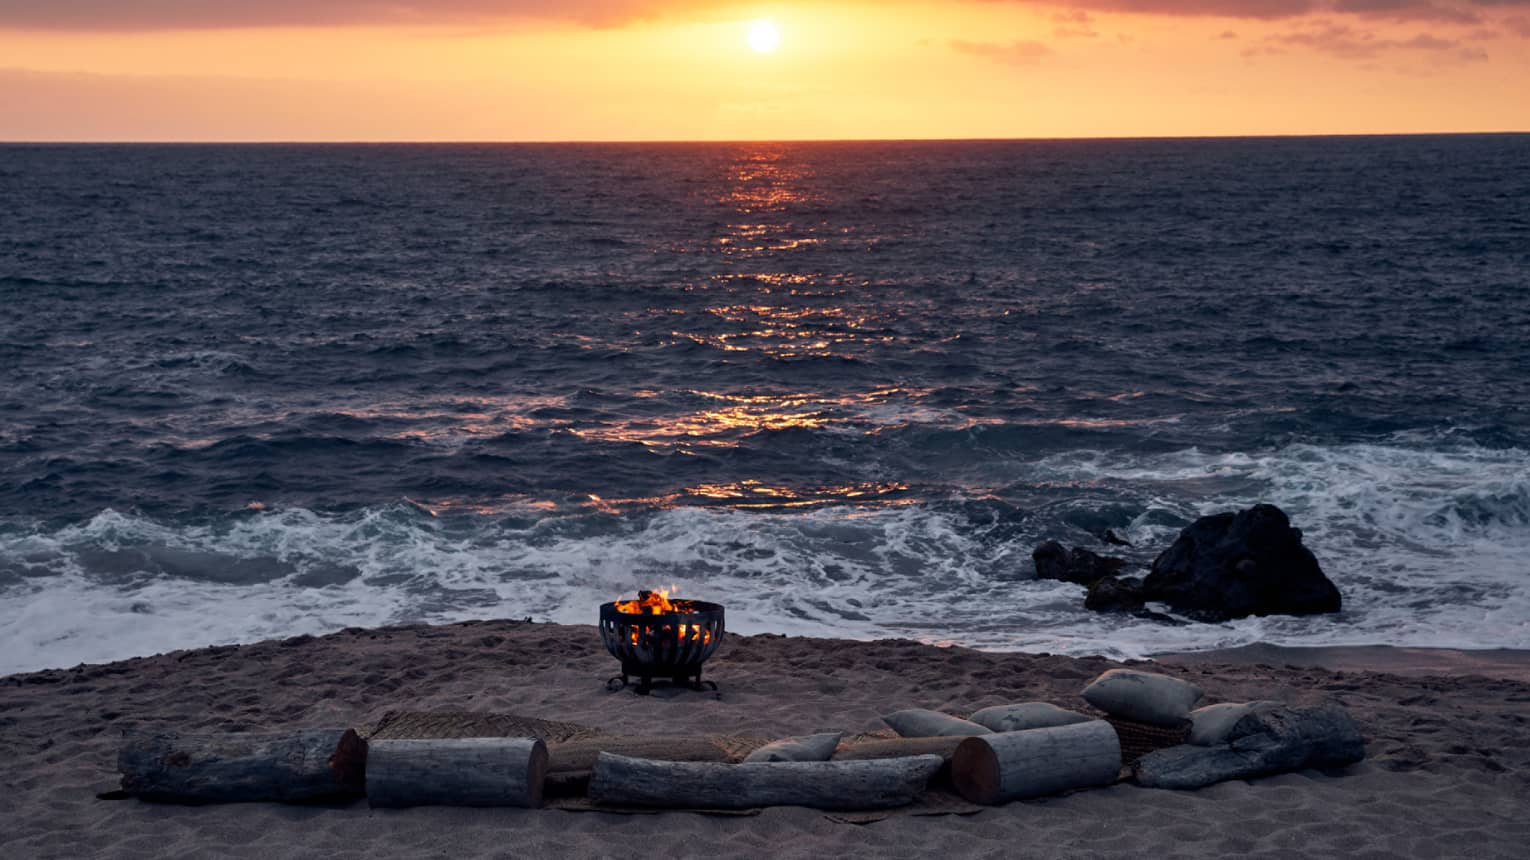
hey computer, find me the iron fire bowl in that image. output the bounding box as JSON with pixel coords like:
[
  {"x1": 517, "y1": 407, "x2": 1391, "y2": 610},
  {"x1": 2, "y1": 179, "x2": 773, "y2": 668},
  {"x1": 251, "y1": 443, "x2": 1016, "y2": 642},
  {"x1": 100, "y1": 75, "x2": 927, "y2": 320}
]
[{"x1": 598, "y1": 600, "x2": 725, "y2": 689}]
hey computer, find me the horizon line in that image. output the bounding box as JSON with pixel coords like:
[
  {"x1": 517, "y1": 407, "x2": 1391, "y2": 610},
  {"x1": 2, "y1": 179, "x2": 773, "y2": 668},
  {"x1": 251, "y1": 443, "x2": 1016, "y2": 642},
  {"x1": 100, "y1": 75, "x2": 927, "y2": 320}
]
[{"x1": 3, "y1": 130, "x2": 1528, "y2": 146}]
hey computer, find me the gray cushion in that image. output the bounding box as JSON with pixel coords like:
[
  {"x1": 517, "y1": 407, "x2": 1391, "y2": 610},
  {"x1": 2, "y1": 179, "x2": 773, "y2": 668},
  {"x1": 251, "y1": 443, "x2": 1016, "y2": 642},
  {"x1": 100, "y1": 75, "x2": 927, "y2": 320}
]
[
  {"x1": 969, "y1": 702, "x2": 1092, "y2": 733},
  {"x1": 1081, "y1": 669, "x2": 1204, "y2": 727},
  {"x1": 882, "y1": 709, "x2": 992, "y2": 738},
  {"x1": 742, "y1": 732, "x2": 845, "y2": 763}
]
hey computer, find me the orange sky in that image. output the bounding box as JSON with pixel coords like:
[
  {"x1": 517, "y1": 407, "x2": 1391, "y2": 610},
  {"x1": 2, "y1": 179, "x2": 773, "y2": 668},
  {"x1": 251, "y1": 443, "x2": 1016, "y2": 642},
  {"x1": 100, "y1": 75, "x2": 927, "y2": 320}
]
[{"x1": 1, "y1": 1, "x2": 1527, "y2": 140}]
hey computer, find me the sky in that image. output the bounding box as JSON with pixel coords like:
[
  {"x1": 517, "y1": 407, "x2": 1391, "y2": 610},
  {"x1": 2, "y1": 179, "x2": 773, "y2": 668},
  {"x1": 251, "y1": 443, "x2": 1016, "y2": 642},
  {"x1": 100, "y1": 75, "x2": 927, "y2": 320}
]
[{"x1": 0, "y1": 0, "x2": 1527, "y2": 140}]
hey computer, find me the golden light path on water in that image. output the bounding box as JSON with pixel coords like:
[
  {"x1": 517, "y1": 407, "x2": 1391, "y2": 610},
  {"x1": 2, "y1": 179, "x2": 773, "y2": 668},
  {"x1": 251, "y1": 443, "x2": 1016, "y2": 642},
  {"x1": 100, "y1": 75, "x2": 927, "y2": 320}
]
[{"x1": 361, "y1": 147, "x2": 987, "y2": 515}]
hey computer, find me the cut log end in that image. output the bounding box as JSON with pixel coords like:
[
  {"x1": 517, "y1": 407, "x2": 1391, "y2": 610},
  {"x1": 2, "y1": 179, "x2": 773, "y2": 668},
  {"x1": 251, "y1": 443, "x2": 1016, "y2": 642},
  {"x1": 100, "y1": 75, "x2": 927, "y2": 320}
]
[
  {"x1": 526, "y1": 741, "x2": 549, "y2": 809},
  {"x1": 328, "y1": 729, "x2": 369, "y2": 793},
  {"x1": 951, "y1": 737, "x2": 1001, "y2": 805}
]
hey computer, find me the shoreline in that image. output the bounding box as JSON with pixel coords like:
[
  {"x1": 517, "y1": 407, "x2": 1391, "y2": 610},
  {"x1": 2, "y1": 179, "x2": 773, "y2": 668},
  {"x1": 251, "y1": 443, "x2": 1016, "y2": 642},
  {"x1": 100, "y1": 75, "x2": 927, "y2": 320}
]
[
  {"x1": 1153, "y1": 642, "x2": 1530, "y2": 683},
  {"x1": 4, "y1": 620, "x2": 1528, "y2": 858},
  {"x1": 10, "y1": 624, "x2": 1530, "y2": 684}
]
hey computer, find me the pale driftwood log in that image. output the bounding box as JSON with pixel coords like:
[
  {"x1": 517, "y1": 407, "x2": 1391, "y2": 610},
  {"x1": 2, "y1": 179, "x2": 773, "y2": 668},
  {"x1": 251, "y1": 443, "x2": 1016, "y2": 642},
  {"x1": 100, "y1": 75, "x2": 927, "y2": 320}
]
[
  {"x1": 547, "y1": 736, "x2": 732, "y2": 774},
  {"x1": 589, "y1": 753, "x2": 943, "y2": 811},
  {"x1": 366, "y1": 738, "x2": 548, "y2": 808},
  {"x1": 952, "y1": 720, "x2": 1121, "y2": 804},
  {"x1": 543, "y1": 736, "x2": 735, "y2": 797},
  {"x1": 831, "y1": 736, "x2": 966, "y2": 783},
  {"x1": 118, "y1": 729, "x2": 367, "y2": 804}
]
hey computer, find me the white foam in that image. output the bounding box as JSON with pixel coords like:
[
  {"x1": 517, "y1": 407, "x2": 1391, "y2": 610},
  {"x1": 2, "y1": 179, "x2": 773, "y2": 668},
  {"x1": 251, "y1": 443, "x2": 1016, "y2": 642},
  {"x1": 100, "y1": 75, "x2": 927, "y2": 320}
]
[{"x1": 3, "y1": 439, "x2": 1529, "y2": 675}]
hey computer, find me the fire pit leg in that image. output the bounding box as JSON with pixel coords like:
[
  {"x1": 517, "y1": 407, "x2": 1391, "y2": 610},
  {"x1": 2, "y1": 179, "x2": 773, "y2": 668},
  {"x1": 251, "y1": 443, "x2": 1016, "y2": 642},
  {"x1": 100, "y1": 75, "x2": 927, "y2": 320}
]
[{"x1": 605, "y1": 668, "x2": 716, "y2": 695}]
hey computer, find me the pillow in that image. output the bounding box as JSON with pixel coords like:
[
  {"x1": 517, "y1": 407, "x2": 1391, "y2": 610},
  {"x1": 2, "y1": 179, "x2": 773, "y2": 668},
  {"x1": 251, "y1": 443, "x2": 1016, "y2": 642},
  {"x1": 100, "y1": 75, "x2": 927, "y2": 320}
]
[
  {"x1": 969, "y1": 702, "x2": 1092, "y2": 733},
  {"x1": 1080, "y1": 669, "x2": 1204, "y2": 727},
  {"x1": 1187, "y1": 702, "x2": 1276, "y2": 746},
  {"x1": 882, "y1": 709, "x2": 992, "y2": 738},
  {"x1": 742, "y1": 732, "x2": 845, "y2": 763}
]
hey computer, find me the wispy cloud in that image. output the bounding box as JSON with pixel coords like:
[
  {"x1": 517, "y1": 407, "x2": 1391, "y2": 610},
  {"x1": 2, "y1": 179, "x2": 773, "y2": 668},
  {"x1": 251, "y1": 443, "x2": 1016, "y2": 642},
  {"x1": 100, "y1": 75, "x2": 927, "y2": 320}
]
[
  {"x1": 950, "y1": 38, "x2": 1054, "y2": 65},
  {"x1": 0, "y1": 1, "x2": 669, "y2": 30},
  {"x1": 1, "y1": 0, "x2": 1528, "y2": 31},
  {"x1": 1052, "y1": 10, "x2": 1100, "y2": 37},
  {"x1": 1247, "y1": 22, "x2": 1490, "y2": 59},
  {"x1": 1330, "y1": 0, "x2": 1481, "y2": 23}
]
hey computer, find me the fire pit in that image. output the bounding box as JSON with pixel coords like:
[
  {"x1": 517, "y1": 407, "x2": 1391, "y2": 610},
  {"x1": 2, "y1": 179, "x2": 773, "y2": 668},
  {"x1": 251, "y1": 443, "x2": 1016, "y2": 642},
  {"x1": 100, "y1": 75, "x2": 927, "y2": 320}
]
[{"x1": 599, "y1": 590, "x2": 725, "y2": 694}]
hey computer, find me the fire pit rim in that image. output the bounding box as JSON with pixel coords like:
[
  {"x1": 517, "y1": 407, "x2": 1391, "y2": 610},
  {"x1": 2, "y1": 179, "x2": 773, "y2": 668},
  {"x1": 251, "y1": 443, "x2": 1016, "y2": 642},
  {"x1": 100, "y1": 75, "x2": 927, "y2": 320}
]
[{"x1": 597, "y1": 598, "x2": 727, "y2": 620}]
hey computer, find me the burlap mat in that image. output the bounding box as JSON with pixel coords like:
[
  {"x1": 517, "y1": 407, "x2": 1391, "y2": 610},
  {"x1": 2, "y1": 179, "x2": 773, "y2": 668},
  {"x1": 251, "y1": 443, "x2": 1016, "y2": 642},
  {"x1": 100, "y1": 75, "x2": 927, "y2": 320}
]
[{"x1": 363, "y1": 711, "x2": 985, "y2": 822}]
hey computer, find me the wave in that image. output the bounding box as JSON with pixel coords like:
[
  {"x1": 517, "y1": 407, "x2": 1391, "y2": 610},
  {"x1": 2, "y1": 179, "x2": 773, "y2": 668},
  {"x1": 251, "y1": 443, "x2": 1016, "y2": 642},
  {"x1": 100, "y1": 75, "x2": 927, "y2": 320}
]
[{"x1": 3, "y1": 438, "x2": 1529, "y2": 675}]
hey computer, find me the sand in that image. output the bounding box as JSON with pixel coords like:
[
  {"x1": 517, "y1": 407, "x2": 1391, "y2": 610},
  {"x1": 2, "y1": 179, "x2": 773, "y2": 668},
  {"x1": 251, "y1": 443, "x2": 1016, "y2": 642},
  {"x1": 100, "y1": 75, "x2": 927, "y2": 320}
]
[{"x1": 4, "y1": 621, "x2": 1529, "y2": 859}]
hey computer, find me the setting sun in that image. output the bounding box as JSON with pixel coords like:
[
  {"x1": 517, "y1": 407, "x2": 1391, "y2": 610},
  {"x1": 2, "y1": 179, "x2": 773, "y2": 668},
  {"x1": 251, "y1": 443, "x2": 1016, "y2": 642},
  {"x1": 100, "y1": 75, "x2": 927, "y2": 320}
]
[{"x1": 746, "y1": 19, "x2": 781, "y2": 55}]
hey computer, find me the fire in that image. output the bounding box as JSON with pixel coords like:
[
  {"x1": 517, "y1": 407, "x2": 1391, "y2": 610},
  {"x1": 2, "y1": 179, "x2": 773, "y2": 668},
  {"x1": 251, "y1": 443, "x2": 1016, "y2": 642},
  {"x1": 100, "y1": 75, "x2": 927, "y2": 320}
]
[
  {"x1": 614, "y1": 588, "x2": 681, "y2": 615},
  {"x1": 612, "y1": 588, "x2": 714, "y2": 645}
]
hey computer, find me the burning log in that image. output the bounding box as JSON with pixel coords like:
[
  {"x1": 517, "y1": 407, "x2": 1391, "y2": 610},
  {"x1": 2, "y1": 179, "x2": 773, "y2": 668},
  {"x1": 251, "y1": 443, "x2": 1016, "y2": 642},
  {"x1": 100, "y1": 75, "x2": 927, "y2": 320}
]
[
  {"x1": 951, "y1": 720, "x2": 1121, "y2": 805},
  {"x1": 588, "y1": 752, "x2": 943, "y2": 811},
  {"x1": 118, "y1": 729, "x2": 367, "y2": 804},
  {"x1": 366, "y1": 738, "x2": 548, "y2": 808}
]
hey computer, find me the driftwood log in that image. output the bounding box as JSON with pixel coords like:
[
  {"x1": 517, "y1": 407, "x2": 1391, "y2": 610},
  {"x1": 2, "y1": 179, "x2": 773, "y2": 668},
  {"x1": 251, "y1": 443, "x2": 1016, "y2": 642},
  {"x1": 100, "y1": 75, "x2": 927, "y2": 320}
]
[
  {"x1": 952, "y1": 720, "x2": 1121, "y2": 804},
  {"x1": 367, "y1": 738, "x2": 548, "y2": 808},
  {"x1": 543, "y1": 736, "x2": 734, "y2": 796},
  {"x1": 118, "y1": 729, "x2": 367, "y2": 804},
  {"x1": 548, "y1": 736, "x2": 732, "y2": 774},
  {"x1": 589, "y1": 752, "x2": 943, "y2": 811},
  {"x1": 832, "y1": 736, "x2": 967, "y2": 783}
]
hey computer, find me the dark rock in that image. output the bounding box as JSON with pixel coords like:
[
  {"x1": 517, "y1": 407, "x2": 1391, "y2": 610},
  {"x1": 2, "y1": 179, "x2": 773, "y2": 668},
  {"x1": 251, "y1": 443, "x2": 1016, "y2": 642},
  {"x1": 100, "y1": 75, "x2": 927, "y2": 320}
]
[
  {"x1": 1133, "y1": 703, "x2": 1365, "y2": 790},
  {"x1": 1101, "y1": 529, "x2": 1133, "y2": 547},
  {"x1": 1084, "y1": 576, "x2": 1145, "y2": 613},
  {"x1": 1033, "y1": 541, "x2": 1128, "y2": 587},
  {"x1": 1142, "y1": 504, "x2": 1341, "y2": 621},
  {"x1": 1082, "y1": 577, "x2": 1190, "y2": 625}
]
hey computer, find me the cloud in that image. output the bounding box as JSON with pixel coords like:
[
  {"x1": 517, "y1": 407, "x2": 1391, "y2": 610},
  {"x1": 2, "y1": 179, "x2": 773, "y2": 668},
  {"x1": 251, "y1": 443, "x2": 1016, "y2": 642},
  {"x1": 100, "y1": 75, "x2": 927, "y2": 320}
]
[
  {"x1": 950, "y1": 38, "x2": 1055, "y2": 64},
  {"x1": 0, "y1": 1, "x2": 670, "y2": 30},
  {"x1": 1009, "y1": 0, "x2": 1529, "y2": 21},
  {"x1": 1329, "y1": 0, "x2": 1481, "y2": 22},
  {"x1": 1250, "y1": 22, "x2": 1490, "y2": 58},
  {"x1": 1052, "y1": 9, "x2": 1101, "y2": 35},
  {"x1": 2, "y1": 0, "x2": 1529, "y2": 31},
  {"x1": 1505, "y1": 14, "x2": 1530, "y2": 33}
]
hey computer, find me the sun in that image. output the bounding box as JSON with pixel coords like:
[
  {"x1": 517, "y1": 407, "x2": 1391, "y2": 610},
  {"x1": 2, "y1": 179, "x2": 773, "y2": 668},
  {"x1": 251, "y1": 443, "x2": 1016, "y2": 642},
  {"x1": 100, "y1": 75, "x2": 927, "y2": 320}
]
[{"x1": 746, "y1": 19, "x2": 781, "y2": 54}]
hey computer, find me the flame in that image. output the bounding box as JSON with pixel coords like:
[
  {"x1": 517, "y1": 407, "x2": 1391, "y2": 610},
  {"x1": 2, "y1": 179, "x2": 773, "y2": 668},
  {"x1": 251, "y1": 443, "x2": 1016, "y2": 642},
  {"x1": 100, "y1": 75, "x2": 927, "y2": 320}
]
[
  {"x1": 612, "y1": 588, "x2": 715, "y2": 645},
  {"x1": 614, "y1": 588, "x2": 681, "y2": 615}
]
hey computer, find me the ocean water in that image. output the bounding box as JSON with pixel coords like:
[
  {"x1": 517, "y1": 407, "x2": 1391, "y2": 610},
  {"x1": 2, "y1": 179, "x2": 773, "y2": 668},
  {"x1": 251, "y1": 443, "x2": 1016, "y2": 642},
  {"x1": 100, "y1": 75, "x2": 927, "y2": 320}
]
[{"x1": 2, "y1": 136, "x2": 1529, "y2": 675}]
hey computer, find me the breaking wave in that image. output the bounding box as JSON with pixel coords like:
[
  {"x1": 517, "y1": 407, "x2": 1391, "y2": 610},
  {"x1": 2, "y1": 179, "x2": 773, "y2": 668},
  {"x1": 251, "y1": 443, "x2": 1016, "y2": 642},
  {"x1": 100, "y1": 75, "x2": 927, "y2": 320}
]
[{"x1": 4, "y1": 440, "x2": 1528, "y2": 675}]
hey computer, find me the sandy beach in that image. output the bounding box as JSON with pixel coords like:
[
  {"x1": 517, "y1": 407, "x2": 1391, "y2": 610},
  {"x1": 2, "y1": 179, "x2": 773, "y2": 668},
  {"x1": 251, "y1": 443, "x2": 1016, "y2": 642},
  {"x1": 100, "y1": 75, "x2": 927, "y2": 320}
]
[{"x1": 3, "y1": 621, "x2": 1528, "y2": 859}]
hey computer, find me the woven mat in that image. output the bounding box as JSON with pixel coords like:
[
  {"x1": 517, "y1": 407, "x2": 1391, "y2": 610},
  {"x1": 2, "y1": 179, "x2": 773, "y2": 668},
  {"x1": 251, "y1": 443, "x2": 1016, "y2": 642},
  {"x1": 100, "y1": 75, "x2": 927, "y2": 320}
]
[
  {"x1": 362, "y1": 711, "x2": 985, "y2": 821},
  {"x1": 1105, "y1": 715, "x2": 1190, "y2": 764}
]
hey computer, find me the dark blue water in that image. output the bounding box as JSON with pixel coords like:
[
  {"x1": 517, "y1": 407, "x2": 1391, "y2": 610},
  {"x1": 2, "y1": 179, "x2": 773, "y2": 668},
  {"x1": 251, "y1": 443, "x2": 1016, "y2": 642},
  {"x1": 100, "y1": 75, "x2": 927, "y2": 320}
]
[{"x1": 3, "y1": 136, "x2": 1529, "y2": 673}]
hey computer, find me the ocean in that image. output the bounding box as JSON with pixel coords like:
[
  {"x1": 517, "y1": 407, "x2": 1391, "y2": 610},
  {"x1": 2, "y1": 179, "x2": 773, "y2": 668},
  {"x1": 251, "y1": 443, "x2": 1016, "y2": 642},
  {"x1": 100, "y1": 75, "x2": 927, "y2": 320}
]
[{"x1": 2, "y1": 136, "x2": 1528, "y2": 675}]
